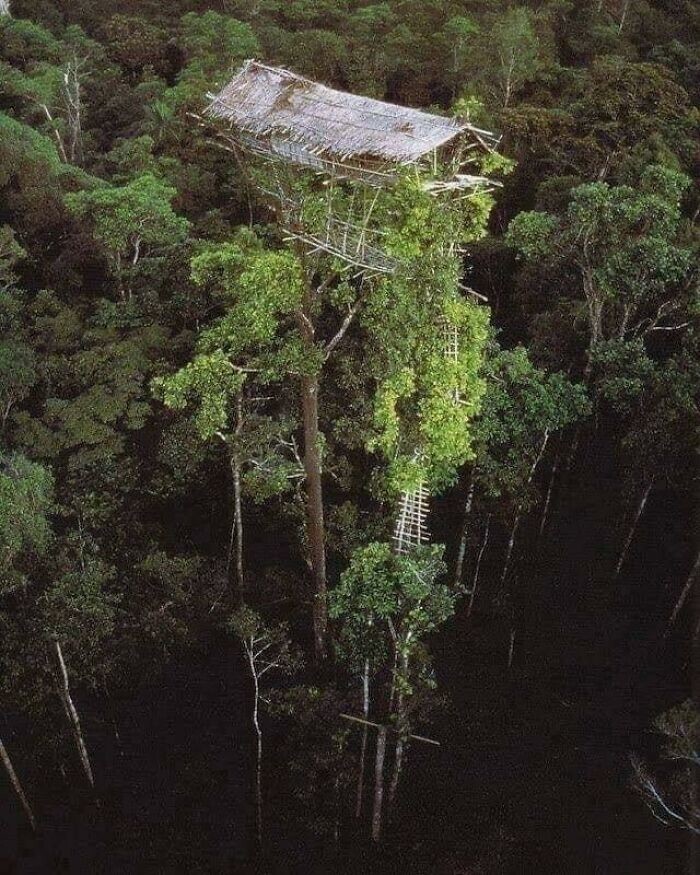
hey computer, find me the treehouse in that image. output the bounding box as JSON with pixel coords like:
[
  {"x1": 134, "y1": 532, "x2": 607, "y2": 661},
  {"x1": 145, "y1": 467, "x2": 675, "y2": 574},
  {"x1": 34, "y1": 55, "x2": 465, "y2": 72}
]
[
  {"x1": 206, "y1": 60, "x2": 497, "y2": 186},
  {"x1": 204, "y1": 60, "x2": 498, "y2": 277},
  {"x1": 204, "y1": 61, "x2": 497, "y2": 553}
]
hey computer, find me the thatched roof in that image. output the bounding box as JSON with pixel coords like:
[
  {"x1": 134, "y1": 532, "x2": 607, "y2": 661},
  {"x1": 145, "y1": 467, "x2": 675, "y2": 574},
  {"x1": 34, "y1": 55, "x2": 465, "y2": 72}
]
[{"x1": 205, "y1": 60, "x2": 471, "y2": 166}]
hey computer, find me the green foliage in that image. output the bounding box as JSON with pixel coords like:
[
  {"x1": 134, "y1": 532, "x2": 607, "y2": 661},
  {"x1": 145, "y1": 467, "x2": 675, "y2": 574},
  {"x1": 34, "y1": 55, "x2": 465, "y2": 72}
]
[
  {"x1": 179, "y1": 12, "x2": 259, "y2": 79},
  {"x1": 65, "y1": 173, "x2": 189, "y2": 291},
  {"x1": 330, "y1": 541, "x2": 454, "y2": 666},
  {"x1": 154, "y1": 351, "x2": 244, "y2": 441},
  {"x1": 507, "y1": 165, "x2": 694, "y2": 349},
  {"x1": 474, "y1": 345, "x2": 589, "y2": 502},
  {"x1": 0, "y1": 0, "x2": 697, "y2": 856},
  {"x1": 364, "y1": 178, "x2": 492, "y2": 493},
  {"x1": 0, "y1": 451, "x2": 53, "y2": 590}
]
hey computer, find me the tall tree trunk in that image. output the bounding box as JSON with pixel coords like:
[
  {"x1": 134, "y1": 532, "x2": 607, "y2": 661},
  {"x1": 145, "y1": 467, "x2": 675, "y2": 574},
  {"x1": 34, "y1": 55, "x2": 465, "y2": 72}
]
[
  {"x1": 388, "y1": 652, "x2": 409, "y2": 812},
  {"x1": 453, "y1": 473, "x2": 476, "y2": 588},
  {"x1": 0, "y1": 0, "x2": 10, "y2": 16},
  {"x1": 229, "y1": 453, "x2": 244, "y2": 603},
  {"x1": 53, "y1": 639, "x2": 94, "y2": 788},
  {"x1": 63, "y1": 57, "x2": 83, "y2": 165},
  {"x1": 539, "y1": 438, "x2": 562, "y2": 537},
  {"x1": 227, "y1": 389, "x2": 245, "y2": 604},
  {"x1": 388, "y1": 735, "x2": 404, "y2": 813},
  {"x1": 664, "y1": 552, "x2": 700, "y2": 638},
  {"x1": 468, "y1": 515, "x2": 491, "y2": 617},
  {"x1": 618, "y1": 0, "x2": 631, "y2": 33},
  {"x1": 371, "y1": 726, "x2": 388, "y2": 843},
  {"x1": 301, "y1": 373, "x2": 328, "y2": 660},
  {"x1": 500, "y1": 512, "x2": 521, "y2": 589},
  {"x1": 508, "y1": 627, "x2": 516, "y2": 670},
  {"x1": 355, "y1": 659, "x2": 370, "y2": 818},
  {"x1": 0, "y1": 738, "x2": 36, "y2": 830},
  {"x1": 500, "y1": 431, "x2": 550, "y2": 586},
  {"x1": 614, "y1": 480, "x2": 653, "y2": 579},
  {"x1": 249, "y1": 652, "x2": 263, "y2": 847}
]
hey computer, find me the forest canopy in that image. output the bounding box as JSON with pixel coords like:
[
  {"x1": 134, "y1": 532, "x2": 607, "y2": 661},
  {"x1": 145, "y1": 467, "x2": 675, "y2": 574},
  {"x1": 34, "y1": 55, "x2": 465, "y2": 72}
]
[{"x1": 0, "y1": 1, "x2": 697, "y2": 872}]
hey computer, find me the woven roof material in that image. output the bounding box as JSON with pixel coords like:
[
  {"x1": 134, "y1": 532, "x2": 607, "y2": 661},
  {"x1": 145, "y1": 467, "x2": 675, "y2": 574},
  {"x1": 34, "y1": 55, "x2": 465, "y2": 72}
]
[{"x1": 206, "y1": 60, "x2": 469, "y2": 165}]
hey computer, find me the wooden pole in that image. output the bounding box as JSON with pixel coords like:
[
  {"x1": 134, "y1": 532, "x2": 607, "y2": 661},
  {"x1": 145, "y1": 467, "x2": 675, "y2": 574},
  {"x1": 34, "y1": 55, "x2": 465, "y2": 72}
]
[{"x1": 340, "y1": 714, "x2": 440, "y2": 746}]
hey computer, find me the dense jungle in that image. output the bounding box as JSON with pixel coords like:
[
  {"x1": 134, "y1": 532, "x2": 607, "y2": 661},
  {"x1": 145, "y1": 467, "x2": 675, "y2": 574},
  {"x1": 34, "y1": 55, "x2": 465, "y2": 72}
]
[{"x1": 0, "y1": 1, "x2": 698, "y2": 873}]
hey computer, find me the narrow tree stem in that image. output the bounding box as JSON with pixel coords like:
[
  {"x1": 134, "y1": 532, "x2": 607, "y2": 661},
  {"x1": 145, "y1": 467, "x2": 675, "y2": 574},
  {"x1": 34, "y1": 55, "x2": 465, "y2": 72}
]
[
  {"x1": 453, "y1": 472, "x2": 476, "y2": 589},
  {"x1": 0, "y1": 737, "x2": 36, "y2": 830},
  {"x1": 356, "y1": 660, "x2": 370, "y2": 818},
  {"x1": 615, "y1": 480, "x2": 653, "y2": 579},
  {"x1": 53, "y1": 639, "x2": 94, "y2": 788},
  {"x1": 664, "y1": 552, "x2": 700, "y2": 638},
  {"x1": 371, "y1": 726, "x2": 387, "y2": 842},
  {"x1": 468, "y1": 515, "x2": 491, "y2": 617},
  {"x1": 249, "y1": 650, "x2": 263, "y2": 847},
  {"x1": 301, "y1": 372, "x2": 328, "y2": 660}
]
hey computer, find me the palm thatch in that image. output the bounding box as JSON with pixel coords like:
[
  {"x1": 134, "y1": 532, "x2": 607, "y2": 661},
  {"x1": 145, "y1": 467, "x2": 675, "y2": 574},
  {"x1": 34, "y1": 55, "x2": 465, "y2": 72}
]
[{"x1": 206, "y1": 60, "x2": 492, "y2": 171}]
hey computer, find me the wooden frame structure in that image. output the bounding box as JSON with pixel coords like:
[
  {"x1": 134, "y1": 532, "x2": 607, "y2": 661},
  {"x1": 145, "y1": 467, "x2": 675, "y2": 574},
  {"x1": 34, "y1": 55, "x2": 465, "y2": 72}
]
[
  {"x1": 205, "y1": 60, "x2": 495, "y2": 555},
  {"x1": 393, "y1": 482, "x2": 430, "y2": 555},
  {"x1": 204, "y1": 60, "x2": 499, "y2": 276}
]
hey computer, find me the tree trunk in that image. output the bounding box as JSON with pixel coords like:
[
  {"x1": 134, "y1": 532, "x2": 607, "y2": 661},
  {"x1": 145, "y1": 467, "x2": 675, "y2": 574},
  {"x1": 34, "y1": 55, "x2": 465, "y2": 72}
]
[
  {"x1": 301, "y1": 373, "x2": 328, "y2": 660},
  {"x1": 371, "y1": 726, "x2": 388, "y2": 842},
  {"x1": 468, "y1": 515, "x2": 491, "y2": 617},
  {"x1": 388, "y1": 735, "x2": 404, "y2": 813},
  {"x1": 453, "y1": 473, "x2": 476, "y2": 588},
  {"x1": 63, "y1": 58, "x2": 83, "y2": 165},
  {"x1": 500, "y1": 511, "x2": 521, "y2": 588},
  {"x1": 664, "y1": 552, "x2": 700, "y2": 638},
  {"x1": 501, "y1": 431, "x2": 550, "y2": 586},
  {"x1": 614, "y1": 480, "x2": 653, "y2": 579},
  {"x1": 0, "y1": 737, "x2": 36, "y2": 830},
  {"x1": 53, "y1": 639, "x2": 94, "y2": 788},
  {"x1": 0, "y1": 0, "x2": 10, "y2": 16},
  {"x1": 250, "y1": 654, "x2": 263, "y2": 847},
  {"x1": 229, "y1": 454, "x2": 244, "y2": 602},
  {"x1": 388, "y1": 649, "x2": 410, "y2": 813},
  {"x1": 508, "y1": 627, "x2": 516, "y2": 670},
  {"x1": 227, "y1": 390, "x2": 245, "y2": 604},
  {"x1": 539, "y1": 439, "x2": 561, "y2": 537},
  {"x1": 618, "y1": 0, "x2": 631, "y2": 33},
  {"x1": 355, "y1": 659, "x2": 370, "y2": 818}
]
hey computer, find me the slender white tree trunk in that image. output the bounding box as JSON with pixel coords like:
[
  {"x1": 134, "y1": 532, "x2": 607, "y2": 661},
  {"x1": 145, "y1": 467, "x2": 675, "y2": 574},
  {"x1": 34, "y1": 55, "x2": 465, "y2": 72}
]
[
  {"x1": 539, "y1": 440, "x2": 562, "y2": 536},
  {"x1": 453, "y1": 473, "x2": 476, "y2": 588},
  {"x1": 228, "y1": 452, "x2": 244, "y2": 602},
  {"x1": 371, "y1": 726, "x2": 387, "y2": 842},
  {"x1": 501, "y1": 431, "x2": 550, "y2": 586},
  {"x1": 500, "y1": 512, "x2": 521, "y2": 588},
  {"x1": 664, "y1": 552, "x2": 700, "y2": 638},
  {"x1": 468, "y1": 515, "x2": 491, "y2": 617},
  {"x1": 0, "y1": 0, "x2": 10, "y2": 17},
  {"x1": 355, "y1": 660, "x2": 370, "y2": 818},
  {"x1": 63, "y1": 57, "x2": 84, "y2": 165},
  {"x1": 53, "y1": 639, "x2": 94, "y2": 788},
  {"x1": 0, "y1": 738, "x2": 36, "y2": 830},
  {"x1": 249, "y1": 651, "x2": 263, "y2": 846},
  {"x1": 618, "y1": 0, "x2": 631, "y2": 33},
  {"x1": 508, "y1": 627, "x2": 516, "y2": 670},
  {"x1": 388, "y1": 652, "x2": 409, "y2": 812},
  {"x1": 614, "y1": 480, "x2": 653, "y2": 579}
]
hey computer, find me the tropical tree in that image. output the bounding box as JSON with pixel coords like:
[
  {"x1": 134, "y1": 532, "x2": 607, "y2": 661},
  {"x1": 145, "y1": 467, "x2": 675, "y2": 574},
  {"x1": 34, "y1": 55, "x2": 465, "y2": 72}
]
[
  {"x1": 331, "y1": 541, "x2": 455, "y2": 838},
  {"x1": 65, "y1": 173, "x2": 189, "y2": 299},
  {"x1": 506, "y1": 166, "x2": 693, "y2": 368},
  {"x1": 227, "y1": 606, "x2": 298, "y2": 845}
]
